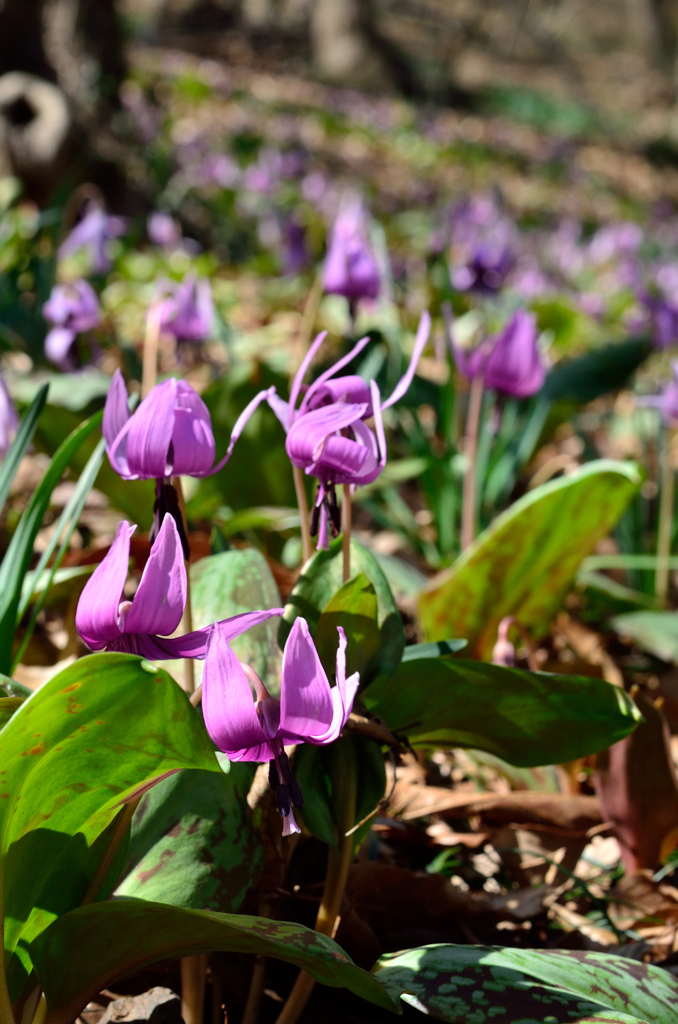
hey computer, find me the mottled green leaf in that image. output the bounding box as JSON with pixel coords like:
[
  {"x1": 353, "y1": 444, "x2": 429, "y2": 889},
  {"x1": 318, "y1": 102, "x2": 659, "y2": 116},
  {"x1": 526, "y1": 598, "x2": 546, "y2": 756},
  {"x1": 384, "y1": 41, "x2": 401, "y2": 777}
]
[
  {"x1": 362, "y1": 657, "x2": 641, "y2": 765},
  {"x1": 116, "y1": 763, "x2": 262, "y2": 913},
  {"x1": 189, "y1": 549, "x2": 282, "y2": 692},
  {"x1": 418, "y1": 460, "x2": 640, "y2": 659},
  {"x1": 610, "y1": 610, "x2": 678, "y2": 663},
  {"x1": 373, "y1": 944, "x2": 676, "y2": 1023},
  {"x1": 281, "y1": 537, "x2": 404, "y2": 684},
  {"x1": 0, "y1": 653, "x2": 220, "y2": 999},
  {"x1": 0, "y1": 697, "x2": 24, "y2": 728},
  {"x1": 31, "y1": 899, "x2": 397, "y2": 1024}
]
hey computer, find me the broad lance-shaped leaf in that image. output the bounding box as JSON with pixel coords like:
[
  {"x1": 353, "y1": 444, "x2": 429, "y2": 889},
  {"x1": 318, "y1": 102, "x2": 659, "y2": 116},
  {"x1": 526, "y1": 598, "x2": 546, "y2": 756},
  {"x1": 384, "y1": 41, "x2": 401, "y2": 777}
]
[
  {"x1": 418, "y1": 460, "x2": 640, "y2": 659},
  {"x1": 116, "y1": 762, "x2": 262, "y2": 912},
  {"x1": 373, "y1": 944, "x2": 678, "y2": 1023},
  {"x1": 362, "y1": 656, "x2": 641, "y2": 765},
  {"x1": 0, "y1": 653, "x2": 221, "y2": 1000},
  {"x1": 610, "y1": 610, "x2": 678, "y2": 662},
  {"x1": 281, "y1": 536, "x2": 404, "y2": 685},
  {"x1": 30, "y1": 899, "x2": 397, "y2": 1024},
  {"x1": 188, "y1": 549, "x2": 282, "y2": 693},
  {"x1": 313, "y1": 575, "x2": 382, "y2": 680}
]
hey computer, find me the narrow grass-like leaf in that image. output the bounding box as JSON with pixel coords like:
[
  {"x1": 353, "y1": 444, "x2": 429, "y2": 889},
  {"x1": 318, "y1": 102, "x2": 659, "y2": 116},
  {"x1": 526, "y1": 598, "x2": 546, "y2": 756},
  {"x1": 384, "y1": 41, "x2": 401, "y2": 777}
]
[{"x1": 0, "y1": 383, "x2": 48, "y2": 513}]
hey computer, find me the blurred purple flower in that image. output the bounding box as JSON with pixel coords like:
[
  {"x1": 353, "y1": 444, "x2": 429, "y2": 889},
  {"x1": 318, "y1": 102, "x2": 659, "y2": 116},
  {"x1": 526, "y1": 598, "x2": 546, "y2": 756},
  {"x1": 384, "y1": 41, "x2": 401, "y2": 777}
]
[
  {"x1": 76, "y1": 514, "x2": 282, "y2": 660},
  {"x1": 283, "y1": 219, "x2": 308, "y2": 275},
  {"x1": 156, "y1": 275, "x2": 214, "y2": 343},
  {"x1": 43, "y1": 279, "x2": 101, "y2": 370},
  {"x1": 0, "y1": 374, "x2": 19, "y2": 456},
  {"x1": 449, "y1": 195, "x2": 515, "y2": 294},
  {"x1": 324, "y1": 199, "x2": 380, "y2": 305},
  {"x1": 642, "y1": 293, "x2": 678, "y2": 348},
  {"x1": 484, "y1": 310, "x2": 546, "y2": 398},
  {"x1": 270, "y1": 312, "x2": 430, "y2": 547},
  {"x1": 637, "y1": 362, "x2": 678, "y2": 425},
  {"x1": 103, "y1": 369, "x2": 274, "y2": 481},
  {"x1": 148, "y1": 212, "x2": 181, "y2": 250},
  {"x1": 588, "y1": 222, "x2": 643, "y2": 265},
  {"x1": 203, "y1": 616, "x2": 358, "y2": 835},
  {"x1": 59, "y1": 204, "x2": 127, "y2": 274}
]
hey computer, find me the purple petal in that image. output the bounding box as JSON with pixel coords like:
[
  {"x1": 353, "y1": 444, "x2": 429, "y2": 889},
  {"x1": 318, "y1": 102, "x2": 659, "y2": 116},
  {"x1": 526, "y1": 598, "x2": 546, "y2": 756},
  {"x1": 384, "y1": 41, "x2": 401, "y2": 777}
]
[
  {"x1": 303, "y1": 374, "x2": 372, "y2": 413},
  {"x1": 150, "y1": 608, "x2": 284, "y2": 660},
  {"x1": 124, "y1": 514, "x2": 186, "y2": 637},
  {"x1": 202, "y1": 624, "x2": 270, "y2": 760},
  {"x1": 208, "y1": 386, "x2": 277, "y2": 476},
  {"x1": 312, "y1": 434, "x2": 369, "y2": 477},
  {"x1": 484, "y1": 310, "x2": 545, "y2": 398},
  {"x1": 103, "y1": 370, "x2": 130, "y2": 451},
  {"x1": 75, "y1": 521, "x2": 133, "y2": 650},
  {"x1": 110, "y1": 379, "x2": 177, "y2": 480},
  {"x1": 289, "y1": 331, "x2": 328, "y2": 424},
  {"x1": 279, "y1": 617, "x2": 335, "y2": 742},
  {"x1": 381, "y1": 311, "x2": 431, "y2": 411},
  {"x1": 0, "y1": 373, "x2": 18, "y2": 456},
  {"x1": 267, "y1": 392, "x2": 291, "y2": 433},
  {"x1": 309, "y1": 626, "x2": 359, "y2": 744},
  {"x1": 45, "y1": 328, "x2": 76, "y2": 370},
  {"x1": 301, "y1": 335, "x2": 371, "y2": 412},
  {"x1": 168, "y1": 381, "x2": 215, "y2": 476},
  {"x1": 286, "y1": 402, "x2": 368, "y2": 469}
]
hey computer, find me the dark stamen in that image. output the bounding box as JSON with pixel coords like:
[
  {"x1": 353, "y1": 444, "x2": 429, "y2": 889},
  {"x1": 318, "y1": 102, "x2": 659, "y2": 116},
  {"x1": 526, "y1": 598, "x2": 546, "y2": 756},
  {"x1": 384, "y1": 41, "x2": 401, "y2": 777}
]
[{"x1": 150, "y1": 480, "x2": 190, "y2": 560}]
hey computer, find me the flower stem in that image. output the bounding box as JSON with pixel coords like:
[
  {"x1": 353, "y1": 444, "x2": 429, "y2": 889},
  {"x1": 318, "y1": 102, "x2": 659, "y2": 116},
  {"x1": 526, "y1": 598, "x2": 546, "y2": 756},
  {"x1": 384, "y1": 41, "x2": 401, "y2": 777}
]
[
  {"x1": 181, "y1": 954, "x2": 208, "y2": 1024},
  {"x1": 656, "y1": 427, "x2": 676, "y2": 604},
  {"x1": 461, "y1": 374, "x2": 484, "y2": 551},
  {"x1": 141, "y1": 303, "x2": 162, "y2": 399},
  {"x1": 172, "y1": 476, "x2": 195, "y2": 695},
  {"x1": 342, "y1": 485, "x2": 351, "y2": 583},
  {"x1": 274, "y1": 740, "x2": 357, "y2": 1024},
  {"x1": 81, "y1": 799, "x2": 139, "y2": 905},
  {"x1": 293, "y1": 465, "x2": 313, "y2": 565}
]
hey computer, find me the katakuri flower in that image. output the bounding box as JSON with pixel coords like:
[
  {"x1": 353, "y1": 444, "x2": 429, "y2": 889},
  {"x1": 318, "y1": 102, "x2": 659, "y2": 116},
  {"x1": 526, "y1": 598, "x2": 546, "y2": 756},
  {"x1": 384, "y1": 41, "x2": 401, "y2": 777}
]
[
  {"x1": 59, "y1": 204, "x2": 127, "y2": 274},
  {"x1": 203, "y1": 616, "x2": 359, "y2": 835},
  {"x1": 76, "y1": 513, "x2": 283, "y2": 660},
  {"x1": 148, "y1": 211, "x2": 181, "y2": 250},
  {"x1": 269, "y1": 312, "x2": 431, "y2": 548},
  {"x1": 0, "y1": 373, "x2": 19, "y2": 456},
  {"x1": 484, "y1": 310, "x2": 546, "y2": 398},
  {"x1": 156, "y1": 275, "x2": 214, "y2": 343},
  {"x1": 103, "y1": 370, "x2": 274, "y2": 482},
  {"x1": 323, "y1": 199, "x2": 380, "y2": 306},
  {"x1": 42, "y1": 279, "x2": 101, "y2": 370}
]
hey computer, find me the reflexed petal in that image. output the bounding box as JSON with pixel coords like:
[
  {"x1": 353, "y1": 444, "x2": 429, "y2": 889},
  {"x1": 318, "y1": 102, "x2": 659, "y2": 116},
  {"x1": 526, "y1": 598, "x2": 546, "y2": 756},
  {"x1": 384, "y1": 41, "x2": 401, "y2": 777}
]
[
  {"x1": 150, "y1": 608, "x2": 284, "y2": 660},
  {"x1": 301, "y1": 335, "x2": 371, "y2": 412},
  {"x1": 168, "y1": 381, "x2": 215, "y2": 476},
  {"x1": 305, "y1": 626, "x2": 359, "y2": 744},
  {"x1": 313, "y1": 434, "x2": 369, "y2": 477},
  {"x1": 279, "y1": 617, "x2": 334, "y2": 741},
  {"x1": 103, "y1": 369, "x2": 130, "y2": 450},
  {"x1": 208, "y1": 386, "x2": 278, "y2": 477},
  {"x1": 75, "y1": 521, "x2": 134, "y2": 650},
  {"x1": 381, "y1": 310, "x2": 431, "y2": 410},
  {"x1": 289, "y1": 331, "x2": 328, "y2": 424},
  {"x1": 110, "y1": 378, "x2": 177, "y2": 480},
  {"x1": 286, "y1": 402, "x2": 368, "y2": 469},
  {"x1": 124, "y1": 514, "x2": 186, "y2": 637},
  {"x1": 303, "y1": 374, "x2": 371, "y2": 413},
  {"x1": 267, "y1": 392, "x2": 291, "y2": 432},
  {"x1": 202, "y1": 624, "x2": 270, "y2": 759}
]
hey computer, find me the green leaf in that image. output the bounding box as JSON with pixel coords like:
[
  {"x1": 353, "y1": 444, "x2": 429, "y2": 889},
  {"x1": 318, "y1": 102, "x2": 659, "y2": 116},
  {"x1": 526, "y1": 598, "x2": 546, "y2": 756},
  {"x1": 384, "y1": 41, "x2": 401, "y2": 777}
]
[
  {"x1": 281, "y1": 537, "x2": 404, "y2": 683},
  {"x1": 189, "y1": 549, "x2": 282, "y2": 692},
  {"x1": 0, "y1": 410, "x2": 103, "y2": 674},
  {"x1": 418, "y1": 460, "x2": 640, "y2": 659},
  {"x1": 0, "y1": 383, "x2": 48, "y2": 512},
  {"x1": 610, "y1": 611, "x2": 678, "y2": 662},
  {"x1": 401, "y1": 640, "x2": 467, "y2": 662},
  {"x1": 362, "y1": 657, "x2": 641, "y2": 765},
  {"x1": 314, "y1": 575, "x2": 382, "y2": 680},
  {"x1": 543, "y1": 337, "x2": 652, "y2": 404},
  {"x1": 31, "y1": 899, "x2": 397, "y2": 1024},
  {"x1": 0, "y1": 697, "x2": 24, "y2": 728},
  {"x1": 116, "y1": 763, "x2": 262, "y2": 913},
  {"x1": 0, "y1": 652, "x2": 220, "y2": 999},
  {"x1": 373, "y1": 944, "x2": 677, "y2": 1023}
]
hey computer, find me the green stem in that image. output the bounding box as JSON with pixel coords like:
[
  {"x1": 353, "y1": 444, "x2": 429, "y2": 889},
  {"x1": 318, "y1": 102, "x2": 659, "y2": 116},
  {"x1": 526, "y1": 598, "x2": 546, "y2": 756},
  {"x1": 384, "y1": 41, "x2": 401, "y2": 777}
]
[
  {"x1": 342, "y1": 485, "x2": 351, "y2": 584},
  {"x1": 81, "y1": 800, "x2": 139, "y2": 906},
  {"x1": 461, "y1": 374, "x2": 484, "y2": 551},
  {"x1": 293, "y1": 465, "x2": 313, "y2": 566},
  {"x1": 274, "y1": 741, "x2": 357, "y2": 1024},
  {"x1": 656, "y1": 427, "x2": 675, "y2": 604}
]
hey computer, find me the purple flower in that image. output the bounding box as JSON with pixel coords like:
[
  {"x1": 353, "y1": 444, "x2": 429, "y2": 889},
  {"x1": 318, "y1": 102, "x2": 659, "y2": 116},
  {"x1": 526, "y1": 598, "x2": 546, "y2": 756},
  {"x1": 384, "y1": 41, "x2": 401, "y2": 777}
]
[
  {"x1": 103, "y1": 369, "x2": 275, "y2": 481},
  {"x1": 449, "y1": 196, "x2": 515, "y2": 294},
  {"x1": 43, "y1": 279, "x2": 101, "y2": 370},
  {"x1": 283, "y1": 219, "x2": 308, "y2": 276},
  {"x1": 148, "y1": 212, "x2": 181, "y2": 250},
  {"x1": 76, "y1": 514, "x2": 283, "y2": 660},
  {"x1": 203, "y1": 616, "x2": 359, "y2": 835},
  {"x1": 269, "y1": 312, "x2": 431, "y2": 548},
  {"x1": 637, "y1": 361, "x2": 678, "y2": 425},
  {"x1": 156, "y1": 275, "x2": 214, "y2": 343},
  {"x1": 641, "y1": 292, "x2": 678, "y2": 348},
  {"x1": 59, "y1": 204, "x2": 127, "y2": 274},
  {"x1": 323, "y1": 200, "x2": 380, "y2": 304},
  {"x1": 0, "y1": 373, "x2": 19, "y2": 456},
  {"x1": 484, "y1": 310, "x2": 546, "y2": 398}
]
